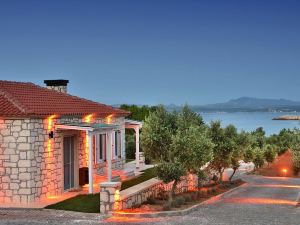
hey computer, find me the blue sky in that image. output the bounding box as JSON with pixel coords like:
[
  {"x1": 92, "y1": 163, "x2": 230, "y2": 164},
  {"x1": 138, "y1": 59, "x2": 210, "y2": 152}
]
[{"x1": 0, "y1": 0, "x2": 299, "y2": 105}]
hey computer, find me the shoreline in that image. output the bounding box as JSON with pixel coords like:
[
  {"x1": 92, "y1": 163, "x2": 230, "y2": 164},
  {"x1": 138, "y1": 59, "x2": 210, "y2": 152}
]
[{"x1": 272, "y1": 115, "x2": 300, "y2": 120}]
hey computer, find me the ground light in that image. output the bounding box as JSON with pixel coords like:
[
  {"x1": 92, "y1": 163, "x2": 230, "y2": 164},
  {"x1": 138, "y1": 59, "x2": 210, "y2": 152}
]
[{"x1": 281, "y1": 168, "x2": 288, "y2": 176}]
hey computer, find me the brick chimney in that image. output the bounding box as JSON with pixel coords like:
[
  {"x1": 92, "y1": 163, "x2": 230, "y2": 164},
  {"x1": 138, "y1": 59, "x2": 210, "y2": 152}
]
[{"x1": 44, "y1": 79, "x2": 69, "y2": 93}]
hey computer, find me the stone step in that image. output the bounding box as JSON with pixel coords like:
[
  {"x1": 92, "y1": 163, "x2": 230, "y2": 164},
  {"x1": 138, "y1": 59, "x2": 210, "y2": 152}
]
[
  {"x1": 124, "y1": 170, "x2": 135, "y2": 179},
  {"x1": 111, "y1": 175, "x2": 121, "y2": 182}
]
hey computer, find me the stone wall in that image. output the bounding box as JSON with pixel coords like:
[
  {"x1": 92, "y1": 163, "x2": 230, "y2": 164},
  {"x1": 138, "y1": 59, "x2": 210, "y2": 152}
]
[
  {"x1": 0, "y1": 115, "x2": 126, "y2": 204},
  {"x1": 116, "y1": 177, "x2": 191, "y2": 211},
  {"x1": 46, "y1": 85, "x2": 67, "y2": 93}
]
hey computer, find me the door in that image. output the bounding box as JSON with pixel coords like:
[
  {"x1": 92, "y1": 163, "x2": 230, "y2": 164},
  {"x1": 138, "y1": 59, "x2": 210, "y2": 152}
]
[{"x1": 64, "y1": 136, "x2": 75, "y2": 190}]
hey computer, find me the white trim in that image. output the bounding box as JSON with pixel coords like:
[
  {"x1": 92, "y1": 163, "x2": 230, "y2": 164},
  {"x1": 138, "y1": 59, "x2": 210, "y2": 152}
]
[
  {"x1": 56, "y1": 124, "x2": 94, "y2": 132},
  {"x1": 87, "y1": 131, "x2": 94, "y2": 194}
]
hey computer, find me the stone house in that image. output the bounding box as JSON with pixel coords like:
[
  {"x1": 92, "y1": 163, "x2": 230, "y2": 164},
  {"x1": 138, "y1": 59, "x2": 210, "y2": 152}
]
[{"x1": 0, "y1": 80, "x2": 142, "y2": 204}]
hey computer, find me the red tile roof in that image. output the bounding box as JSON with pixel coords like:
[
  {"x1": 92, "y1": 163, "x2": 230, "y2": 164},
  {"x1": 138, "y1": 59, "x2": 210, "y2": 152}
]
[{"x1": 0, "y1": 80, "x2": 130, "y2": 117}]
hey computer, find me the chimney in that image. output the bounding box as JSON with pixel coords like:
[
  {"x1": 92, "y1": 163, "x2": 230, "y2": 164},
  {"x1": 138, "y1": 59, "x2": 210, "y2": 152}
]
[{"x1": 44, "y1": 79, "x2": 69, "y2": 93}]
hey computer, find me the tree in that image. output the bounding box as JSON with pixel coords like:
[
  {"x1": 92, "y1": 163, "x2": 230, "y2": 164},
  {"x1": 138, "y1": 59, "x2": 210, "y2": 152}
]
[
  {"x1": 209, "y1": 122, "x2": 237, "y2": 182},
  {"x1": 253, "y1": 148, "x2": 265, "y2": 169},
  {"x1": 229, "y1": 131, "x2": 252, "y2": 182},
  {"x1": 156, "y1": 161, "x2": 185, "y2": 201},
  {"x1": 120, "y1": 104, "x2": 158, "y2": 160},
  {"x1": 292, "y1": 147, "x2": 300, "y2": 175},
  {"x1": 263, "y1": 144, "x2": 276, "y2": 167},
  {"x1": 141, "y1": 105, "x2": 176, "y2": 161},
  {"x1": 172, "y1": 125, "x2": 214, "y2": 190},
  {"x1": 251, "y1": 127, "x2": 266, "y2": 149}
]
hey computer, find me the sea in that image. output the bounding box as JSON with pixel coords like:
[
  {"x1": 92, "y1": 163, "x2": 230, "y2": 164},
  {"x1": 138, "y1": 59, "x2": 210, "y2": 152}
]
[{"x1": 199, "y1": 112, "x2": 300, "y2": 136}]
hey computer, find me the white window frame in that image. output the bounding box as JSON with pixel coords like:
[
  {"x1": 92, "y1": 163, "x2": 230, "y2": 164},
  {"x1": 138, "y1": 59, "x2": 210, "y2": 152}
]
[
  {"x1": 114, "y1": 130, "x2": 122, "y2": 159},
  {"x1": 95, "y1": 133, "x2": 107, "y2": 164}
]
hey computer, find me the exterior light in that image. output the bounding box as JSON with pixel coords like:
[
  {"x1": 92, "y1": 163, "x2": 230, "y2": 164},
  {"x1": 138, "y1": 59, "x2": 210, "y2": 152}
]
[
  {"x1": 106, "y1": 114, "x2": 113, "y2": 124},
  {"x1": 48, "y1": 131, "x2": 54, "y2": 139},
  {"x1": 84, "y1": 114, "x2": 94, "y2": 123},
  {"x1": 282, "y1": 168, "x2": 288, "y2": 174}
]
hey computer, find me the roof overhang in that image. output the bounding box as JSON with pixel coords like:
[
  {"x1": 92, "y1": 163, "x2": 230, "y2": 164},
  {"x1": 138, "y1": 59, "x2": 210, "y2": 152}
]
[
  {"x1": 125, "y1": 119, "x2": 143, "y2": 129},
  {"x1": 55, "y1": 122, "x2": 119, "y2": 132}
]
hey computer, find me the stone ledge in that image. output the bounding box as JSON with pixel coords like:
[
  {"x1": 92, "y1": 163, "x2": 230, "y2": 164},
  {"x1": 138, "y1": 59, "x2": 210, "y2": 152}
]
[
  {"x1": 120, "y1": 178, "x2": 161, "y2": 200},
  {"x1": 113, "y1": 183, "x2": 248, "y2": 218}
]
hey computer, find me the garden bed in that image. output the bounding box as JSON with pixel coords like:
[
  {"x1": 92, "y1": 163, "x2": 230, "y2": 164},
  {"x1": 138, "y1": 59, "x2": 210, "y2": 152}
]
[
  {"x1": 45, "y1": 167, "x2": 156, "y2": 213},
  {"x1": 118, "y1": 179, "x2": 244, "y2": 213}
]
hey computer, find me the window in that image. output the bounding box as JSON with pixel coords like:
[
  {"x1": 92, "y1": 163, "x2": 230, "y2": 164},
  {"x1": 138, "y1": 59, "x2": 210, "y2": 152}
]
[
  {"x1": 114, "y1": 131, "x2": 121, "y2": 158},
  {"x1": 96, "y1": 134, "x2": 106, "y2": 163}
]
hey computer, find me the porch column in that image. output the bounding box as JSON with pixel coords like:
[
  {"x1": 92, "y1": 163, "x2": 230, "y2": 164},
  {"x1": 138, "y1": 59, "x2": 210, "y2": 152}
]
[
  {"x1": 135, "y1": 127, "x2": 140, "y2": 169},
  {"x1": 87, "y1": 131, "x2": 94, "y2": 194},
  {"x1": 121, "y1": 125, "x2": 126, "y2": 160},
  {"x1": 106, "y1": 131, "x2": 113, "y2": 182}
]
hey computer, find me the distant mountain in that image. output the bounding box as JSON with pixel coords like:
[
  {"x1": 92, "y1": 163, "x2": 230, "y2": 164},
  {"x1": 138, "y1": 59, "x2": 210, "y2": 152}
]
[
  {"x1": 172, "y1": 97, "x2": 300, "y2": 113},
  {"x1": 206, "y1": 97, "x2": 300, "y2": 108}
]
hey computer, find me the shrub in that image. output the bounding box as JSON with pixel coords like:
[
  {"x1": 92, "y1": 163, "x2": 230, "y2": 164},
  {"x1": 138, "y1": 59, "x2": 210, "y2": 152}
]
[
  {"x1": 191, "y1": 192, "x2": 198, "y2": 201},
  {"x1": 163, "y1": 202, "x2": 172, "y2": 211},
  {"x1": 146, "y1": 197, "x2": 157, "y2": 205},
  {"x1": 171, "y1": 197, "x2": 184, "y2": 208},
  {"x1": 183, "y1": 194, "x2": 192, "y2": 202},
  {"x1": 211, "y1": 187, "x2": 217, "y2": 193}
]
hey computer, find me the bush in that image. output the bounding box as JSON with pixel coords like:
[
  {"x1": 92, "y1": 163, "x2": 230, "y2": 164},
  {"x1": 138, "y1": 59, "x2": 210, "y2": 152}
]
[
  {"x1": 163, "y1": 202, "x2": 172, "y2": 211},
  {"x1": 191, "y1": 192, "x2": 198, "y2": 201},
  {"x1": 176, "y1": 196, "x2": 185, "y2": 205},
  {"x1": 183, "y1": 194, "x2": 192, "y2": 202},
  {"x1": 146, "y1": 197, "x2": 157, "y2": 205},
  {"x1": 211, "y1": 187, "x2": 217, "y2": 193}
]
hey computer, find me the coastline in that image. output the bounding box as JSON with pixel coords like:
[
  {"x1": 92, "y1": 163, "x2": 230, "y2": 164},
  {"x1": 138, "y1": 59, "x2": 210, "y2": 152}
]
[{"x1": 272, "y1": 115, "x2": 300, "y2": 120}]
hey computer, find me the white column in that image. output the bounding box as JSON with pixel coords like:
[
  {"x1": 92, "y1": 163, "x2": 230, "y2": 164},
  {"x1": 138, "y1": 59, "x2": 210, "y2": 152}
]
[
  {"x1": 106, "y1": 131, "x2": 113, "y2": 182},
  {"x1": 121, "y1": 126, "x2": 126, "y2": 160},
  {"x1": 135, "y1": 127, "x2": 140, "y2": 169},
  {"x1": 87, "y1": 131, "x2": 94, "y2": 194}
]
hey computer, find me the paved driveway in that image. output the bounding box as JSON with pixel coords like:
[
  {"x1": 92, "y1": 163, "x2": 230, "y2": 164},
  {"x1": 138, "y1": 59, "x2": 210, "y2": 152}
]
[{"x1": 0, "y1": 175, "x2": 299, "y2": 225}]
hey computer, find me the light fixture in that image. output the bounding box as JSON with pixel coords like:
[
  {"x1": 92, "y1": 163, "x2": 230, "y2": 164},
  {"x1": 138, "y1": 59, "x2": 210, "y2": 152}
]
[{"x1": 49, "y1": 131, "x2": 54, "y2": 139}]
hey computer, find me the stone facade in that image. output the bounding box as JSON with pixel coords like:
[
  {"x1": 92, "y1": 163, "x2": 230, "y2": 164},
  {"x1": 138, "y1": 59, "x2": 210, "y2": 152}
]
[
  {"x1": 46, "y1": 85, "x2": 67, "y2": 94},
  {"x1": 0, "y1": 115, "x2": 126, "y2": 204},
  {"x1": 99, "y1": 182, "x2": 121, "y2": 214}
]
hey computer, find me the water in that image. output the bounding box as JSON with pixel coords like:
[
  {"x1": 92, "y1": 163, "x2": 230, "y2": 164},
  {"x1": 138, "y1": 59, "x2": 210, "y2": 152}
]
[{"x1": 200, "y1": 112, "x2": 300, "y2": 136}]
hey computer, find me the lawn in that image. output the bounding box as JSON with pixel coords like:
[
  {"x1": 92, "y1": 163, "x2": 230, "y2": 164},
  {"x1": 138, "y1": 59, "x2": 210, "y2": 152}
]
[{"x1": 45, "y1": 167, "x2": 156, "y2": 213}]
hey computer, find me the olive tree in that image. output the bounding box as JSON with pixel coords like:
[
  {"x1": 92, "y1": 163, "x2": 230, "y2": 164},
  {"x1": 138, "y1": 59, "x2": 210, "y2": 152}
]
[
  {"x1": 172, "y1": 125, "x2": 214, "y2": 189},
  {"x1": 229, "y1": 131, "x2": 253, "y2": 181},
  {"x1": 253, "y1": 148, "x2": 265, "y2": 169},
  {"x1": 263, "y1": 144, "x2": 276, "y2": 167},
  {"x1": 209, "y1": 122, "x2": 237, "y2": 182}
]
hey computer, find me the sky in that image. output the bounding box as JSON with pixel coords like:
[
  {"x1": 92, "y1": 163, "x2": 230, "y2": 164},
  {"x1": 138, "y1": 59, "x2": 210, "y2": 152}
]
[{"x1": 0, "y1": 0, "x2": 299, "y2": 105}]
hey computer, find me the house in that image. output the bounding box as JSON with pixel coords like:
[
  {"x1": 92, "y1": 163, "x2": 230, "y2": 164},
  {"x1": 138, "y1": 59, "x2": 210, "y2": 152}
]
[{"x1": 0, "y1": 79, "x2": 142, "y2": 204}]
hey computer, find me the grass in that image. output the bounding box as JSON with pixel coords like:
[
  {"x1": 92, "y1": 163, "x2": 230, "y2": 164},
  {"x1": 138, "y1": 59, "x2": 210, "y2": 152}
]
[
  {"x1": 121, "y1": 167, "x2": 156, "y2": 190},
  {"x1": 45, "y1": 167, "x2": 156, "y2": 213}
]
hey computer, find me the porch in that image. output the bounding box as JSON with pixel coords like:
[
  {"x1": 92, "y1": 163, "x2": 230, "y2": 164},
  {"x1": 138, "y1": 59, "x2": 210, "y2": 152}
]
[{"x1": 55, "y1": 119, "x2": 143, "y2": 194}]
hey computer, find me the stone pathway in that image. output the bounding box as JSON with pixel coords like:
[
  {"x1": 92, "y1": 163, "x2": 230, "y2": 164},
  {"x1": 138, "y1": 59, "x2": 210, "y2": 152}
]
[{"x1": 0, "y1": 174, "x2": 299, "y2": 225}]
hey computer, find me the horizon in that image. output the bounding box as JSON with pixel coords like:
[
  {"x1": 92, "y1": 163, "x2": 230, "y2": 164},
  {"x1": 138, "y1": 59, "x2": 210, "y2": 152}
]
[{"x1": 0, "y1": 0, "x2": 300, "y2": 105}]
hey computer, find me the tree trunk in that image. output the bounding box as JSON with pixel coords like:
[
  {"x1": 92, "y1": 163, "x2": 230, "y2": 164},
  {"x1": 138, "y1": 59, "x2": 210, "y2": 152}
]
[
  {"x1": 169, "y1": 180, "x2": 178, "y2": 203},
  {"x1": 229, "y1": 168, "x2": 237, "y2": 182},
  {"x1": 219, "y1": 168, "x2": 224, "y2": 183}
]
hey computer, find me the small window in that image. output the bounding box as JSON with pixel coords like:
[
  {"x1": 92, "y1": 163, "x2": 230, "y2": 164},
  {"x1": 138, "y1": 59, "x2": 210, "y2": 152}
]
[
  {"x1": 114, "y1": 131, "x2": 121, "y2": 158},
  {"x1": 96, "y1": 134, "x2": 106, "y2": 163}
]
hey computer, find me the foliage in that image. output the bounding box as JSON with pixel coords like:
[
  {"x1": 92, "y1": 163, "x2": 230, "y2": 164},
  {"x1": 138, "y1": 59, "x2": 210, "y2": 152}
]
[
  {"x1": 142, "y1": 105, "x2": 176, "y2": 161},
  {"x1": 120, "y1": 104, "x2": 158, "y2": 121},
  {"x1": 209, "y1": 121, "x2": 238, "y2": 182},
  {"x1": 253, "y1": 148, "x2": 265, "y2": 169},
  {"x1": 156, "y1": 161, "x2": 185, "y2": 184},
  {"x1": 251, "y1": 127, "x2": 266, "y2": 149},
  {"x1": 267, "y1": 129, "x2": 296, "y2": 155},
  {"x1": 141, "y1": 105, "x2": 212, "y2": 200},
  {"x1": 292, "y1": 147, "x2": 300, "y2": 175},
  {"x1": 263, "y1": 144, "x2": 276, "y2": 166}
]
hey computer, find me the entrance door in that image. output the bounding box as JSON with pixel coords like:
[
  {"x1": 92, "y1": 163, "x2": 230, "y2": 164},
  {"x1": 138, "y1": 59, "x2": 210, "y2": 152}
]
[{"x1": 64, "y1": 136, "x2": 75, "y2": 190}]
